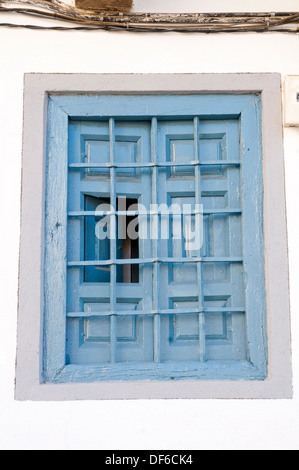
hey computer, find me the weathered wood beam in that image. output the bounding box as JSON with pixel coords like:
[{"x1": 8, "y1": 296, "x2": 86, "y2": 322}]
[
  {"x1": 75, "y1": 0, "x2": 132, "y2": 12},
  {"x1": 0, "y1": 1, "x2": 298, "y2": 33}
]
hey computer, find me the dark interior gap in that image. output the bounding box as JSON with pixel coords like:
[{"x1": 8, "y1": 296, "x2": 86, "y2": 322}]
[{"x1": 84, "y1": 195, "x2": 139, "y2": 284}]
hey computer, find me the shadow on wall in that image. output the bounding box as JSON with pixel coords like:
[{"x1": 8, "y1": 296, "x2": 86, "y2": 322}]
[{"x1": 75, "y1": 0, "x2": 133, "y2": 10}]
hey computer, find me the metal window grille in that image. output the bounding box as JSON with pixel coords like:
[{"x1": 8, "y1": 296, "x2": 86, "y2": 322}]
[{"x1": 66, "y1": 116, "x2": 244, "y2": 365}]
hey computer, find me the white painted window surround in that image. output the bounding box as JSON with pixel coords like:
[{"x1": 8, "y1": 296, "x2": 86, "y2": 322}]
[{"x1": 15, "y1": 73, "x2": 292, "y2": 401}]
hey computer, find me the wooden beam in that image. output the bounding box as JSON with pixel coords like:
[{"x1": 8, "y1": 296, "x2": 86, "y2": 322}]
[
  {"x1": 75, "y1": 0, "x2": 132, "y2": 11},
  {"x1": 0, "y1": 2, "x2": 298, "y2": 33}
]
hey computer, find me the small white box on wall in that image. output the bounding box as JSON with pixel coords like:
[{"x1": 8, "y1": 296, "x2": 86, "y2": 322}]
[{"x1": 284, "y1": 76, "x2": 299, "y2": 127}]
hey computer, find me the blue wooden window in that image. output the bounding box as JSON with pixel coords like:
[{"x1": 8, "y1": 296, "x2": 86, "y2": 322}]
[{"x1": 44, "y1": 94, "x2": 267, "y2": 383}]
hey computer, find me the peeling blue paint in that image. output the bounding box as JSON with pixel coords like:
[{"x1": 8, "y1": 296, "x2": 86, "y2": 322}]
[{"x1": 44, "y1": 94, "x2": 267, "y2": 383}]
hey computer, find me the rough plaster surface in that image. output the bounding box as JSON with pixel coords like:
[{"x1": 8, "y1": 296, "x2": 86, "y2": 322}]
[{"x1": 132, "y1": 0, "x2": 299, "y2": 13}]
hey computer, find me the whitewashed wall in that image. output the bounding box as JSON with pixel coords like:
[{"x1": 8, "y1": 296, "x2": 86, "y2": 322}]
[
  {"x1": 0, "y1": 0, "x2": 299, "y2": 450},
  {"x1": 132, "y1": 0, "x2": 299, "y2": 12}
]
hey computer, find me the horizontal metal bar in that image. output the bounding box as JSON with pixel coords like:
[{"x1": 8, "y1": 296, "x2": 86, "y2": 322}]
[
  {"x1": 204, "y1": 209, "x2": 242, "y2": 215},
  {"x1": 69, "y1": 160, "x2": 240, "y2": 170},
  {"x1": 68, "y1": 208, "x2": 242, "y2": 218},
  {"x1": 67, "y1": 257, "x2": 243, "y2": 267},
  {"x1": 67, "y1": 307, "x2": 246, "y2": 318}
]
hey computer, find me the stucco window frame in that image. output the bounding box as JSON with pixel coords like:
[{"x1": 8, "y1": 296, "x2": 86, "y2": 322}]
[{"x1": 15, "y1": 73, "x2": 292, "y2": 401}]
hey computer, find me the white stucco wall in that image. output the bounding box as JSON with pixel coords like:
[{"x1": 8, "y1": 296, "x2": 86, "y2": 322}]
[
  {"x1": 0, "y1": 0, "x2": 298, "y2": 450},
  {"x1": 132, "y1": 0, "x2": 299, "y2": 12}
]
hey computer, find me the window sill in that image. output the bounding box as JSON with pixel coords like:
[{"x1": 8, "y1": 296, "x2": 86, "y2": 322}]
[{"x1": 49, "y1": 361, "x2": 266, "y2": 384}]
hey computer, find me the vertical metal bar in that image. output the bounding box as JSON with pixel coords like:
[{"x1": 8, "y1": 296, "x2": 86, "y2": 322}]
[
  {"x1": 151, "y1": 117, "x2": 161, "y2": 363},
  {"x1": 194, "y1": 117, "x2": 206, "y2": 362},
  {"x1": 109, "y1": 118, "x2": 117, "y2": 364}
]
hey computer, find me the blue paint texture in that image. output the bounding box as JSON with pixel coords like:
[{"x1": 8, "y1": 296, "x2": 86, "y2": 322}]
[{"x1": 44, "y1": 94, "x2": 267, "y2": 383}]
